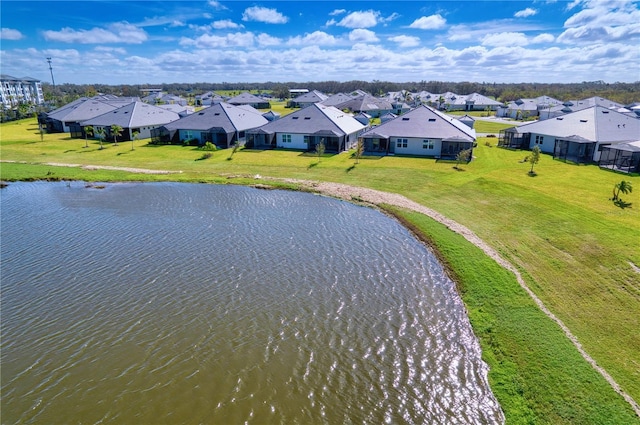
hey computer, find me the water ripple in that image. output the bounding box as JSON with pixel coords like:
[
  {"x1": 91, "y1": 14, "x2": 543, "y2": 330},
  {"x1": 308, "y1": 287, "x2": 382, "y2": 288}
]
[{"x1": 1, "y1": 182, "x2": 503, "y2": 424}]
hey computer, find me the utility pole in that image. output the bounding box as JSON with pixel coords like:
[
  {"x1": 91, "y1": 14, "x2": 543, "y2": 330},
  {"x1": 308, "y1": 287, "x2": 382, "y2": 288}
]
[{"x1": 46, "y1": 57, "x2": 56, "y2": 91}]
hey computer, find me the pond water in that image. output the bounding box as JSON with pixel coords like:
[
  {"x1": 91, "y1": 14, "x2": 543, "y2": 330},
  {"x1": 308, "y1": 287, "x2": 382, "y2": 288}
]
[{"x1": 1, "y1": 182, "x2": 503, "y2": 424}]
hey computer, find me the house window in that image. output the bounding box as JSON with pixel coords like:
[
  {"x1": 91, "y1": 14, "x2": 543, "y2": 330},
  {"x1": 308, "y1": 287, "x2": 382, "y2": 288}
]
[
  {"x1": 396, "y1": 138, "x2": 408, "y2": 148},
  {"x1": 535, "y1": 135, "x2": 543, "y2": 144},
  {"x1": 423, "y1": 140, "x2": 434, "y2": 149},
  {"x1": 282, "y1": 134, "x2": 292, "y2": 143}
]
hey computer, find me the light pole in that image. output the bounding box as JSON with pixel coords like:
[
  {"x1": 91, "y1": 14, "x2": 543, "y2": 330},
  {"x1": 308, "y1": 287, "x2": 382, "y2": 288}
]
[{"x1": 46, "y1": 57, "x2": 56, "y2": 91}]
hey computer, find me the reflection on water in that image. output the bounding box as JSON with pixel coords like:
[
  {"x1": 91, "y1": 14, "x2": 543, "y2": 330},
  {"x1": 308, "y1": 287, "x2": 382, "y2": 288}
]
[{"x1": 1, "y1": 182, "x2": 503, "y2": 424}]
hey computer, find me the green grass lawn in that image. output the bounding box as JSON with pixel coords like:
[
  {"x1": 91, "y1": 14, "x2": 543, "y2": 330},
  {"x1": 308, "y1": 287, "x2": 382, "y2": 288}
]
[
  {"x1": 2, "y1": 118, "x2": 639, "y2": 423},
  {"x1": 473, "y1": 120, "x2": 516, "y2": 134}
]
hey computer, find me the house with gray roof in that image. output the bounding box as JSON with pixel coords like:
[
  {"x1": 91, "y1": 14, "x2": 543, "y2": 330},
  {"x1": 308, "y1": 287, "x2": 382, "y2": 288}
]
[
  {"x1": 45, "y1": 95, "x2": 140, "y2": 134},
  {"x1": 142, "y1": 92, "x2": 187, "y2": 106},
  {"x1": 335, "y1": 94, "x2": 394, "y2": 118},
  {"x1": 321, "y1": 92, "x2": 355, "y2": 107},
  {"x1": 227, "y1": 92, "x2": 270, "y2": 109},
  {"x1": 152, "y1": 102, "x2": 267, "y2": 148},
  {"x1": 538, "y1": 96, "x2": 623, "y2": 120},
  {"x1": 246, "y1": 103, "x2": 366, "y2": 152},
  {"x1": 358, "y1": 105, "x2": 476, "y2": 158},
  {"x1": 449, "y1": 93, "x2": 502, "y2": 111},
  {"x1": 195, "y1": 91, "x2": 225, "y2": 106},
  {"x1": 498, "y1": 106, "x2": 640, "y2": 164},
  {"x1": 288, "y1": 90, "x2": 328, "y2": 108},
  {"x1": 497, "y1": 95, "x2": 562, "y2": 119},
  {"x1": 81, "y1": 101, "x2": 180, "y2": 142}
]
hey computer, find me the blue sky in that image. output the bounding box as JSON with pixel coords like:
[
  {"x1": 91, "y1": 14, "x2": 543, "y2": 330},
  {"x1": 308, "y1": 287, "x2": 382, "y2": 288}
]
[{"x1": 1, "y1": 0, "x2": 639, "y2": 85}]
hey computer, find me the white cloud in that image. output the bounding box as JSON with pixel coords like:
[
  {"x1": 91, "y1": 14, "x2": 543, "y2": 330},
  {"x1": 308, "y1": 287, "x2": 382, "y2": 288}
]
[
  {"x1": 212, "y1": 20, "x2": 244, "y2": 30},
  {"x1": 381, "y1": 12, "x2": 401, "y2": 24},
  {"x1": 256, "y1": 33, "x2": 281, "y2": 46},
  {"x1": 558, "y1": 0, "x2": 640, "y2": 43},
  {"x1": 329, "y1": 9, "x2": 346, "y2": 16},
  {"x1": 532, "y1": 33, "x2": 556, "y2": 44},
  {"x1": 43, "y1": 23, "x2": 148, "y2": 44},
  {"x1": 514, "y1": 8, "x2": 538, "y2": 18},
  {"x1": 169, "y1": 20, "x2": 186, "y2": 28},
  {"x1": 409, "y1": 15, "x2": 446, "y2": 30},
  {"x1": 447, "y1": 19, "x2": 545, "y2": 42},
  {"x1": 208, "y1": 1, "x2": 228, "y2": 10},
  {"x1": 180, "y1": 31, "x2": 256, "y2": 48},
  {"x1": 335, "y1": 10, "x2": 380, "y2": 28},
  {"x1": 288, "y1": 31, "x2": 338, "y2": 46},
  {"x1": 242, "y1": 6, "x2": 289, "y2": 24},
  {"x1": 1, "y1": 28, "x2": 24, "y2": 40},
  {"x1": 389, "y1": 35, "x2": 421, "y2": 47},
  {"x1": 348, "y1": 29, "x2": 379, "y2": 43},
  {"x1": 94, "y1": 46, "x2": 127, "y2": 55},
  {"x1": 482, "y1": 32, "x2": 529, "y2": 47}
]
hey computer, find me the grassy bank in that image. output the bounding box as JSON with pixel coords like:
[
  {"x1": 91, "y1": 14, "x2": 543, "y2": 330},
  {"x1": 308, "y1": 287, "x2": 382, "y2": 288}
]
[
  {"x1": 384, "y1": 206, "x2": 638, "y2": 424},
  {"x1": 2, "y1": 118, "x2": 639, "y2": 422}
]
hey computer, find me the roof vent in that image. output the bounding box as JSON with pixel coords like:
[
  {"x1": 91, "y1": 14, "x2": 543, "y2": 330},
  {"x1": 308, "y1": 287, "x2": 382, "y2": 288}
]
[
  {"x1": 198, "y1": 112, "x2": 205, "y2": 115},
  {"x1": 292, "y1": 116, "x2": 299, "y2": 119},
  {"x1": 580, "y1": 119, "x2": 588, "y2": 123},
  {"x1": 304, "y1": 117, "x2": 311, "y2": 120},
  {"x1": 214, "y1": 113, "x2": 220, "y2": 115},
  {"x1": 556, "y1": 117, "x2": 564, "y2": 120},
  {"x1": 428, "y1": 118, "x2": 436, "y2": 122},
  {"x1": 602, "y1": 110, "x2": 609, "y2": 114},
  {"x1": 402, "y1": 117, "x2": 410, "y2": 121}
]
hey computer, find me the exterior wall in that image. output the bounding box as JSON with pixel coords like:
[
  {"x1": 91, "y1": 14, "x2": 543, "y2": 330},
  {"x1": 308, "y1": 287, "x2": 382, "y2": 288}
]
[
  {"x1": 528, "y1": 133, "x2": 555, "y2": 154},
  {"x1": 276, "y1": 133, "x2": 307, "y2": 150},
  {"x1": 389, "y1": 137, "x2": 442, "y2": 156}
]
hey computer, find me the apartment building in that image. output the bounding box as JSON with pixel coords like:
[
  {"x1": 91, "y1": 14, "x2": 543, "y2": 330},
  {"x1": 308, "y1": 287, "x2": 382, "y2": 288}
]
[{"x1": 1, "y1": 74, "x2": 45, "y2": 109}]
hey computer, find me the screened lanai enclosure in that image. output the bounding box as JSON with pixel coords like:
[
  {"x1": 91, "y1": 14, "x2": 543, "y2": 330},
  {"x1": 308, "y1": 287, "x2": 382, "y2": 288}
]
[
  {"x1": 498, "y1": 128, "x2": 530, "y2": 150},
  {"x1": 553, "y1": 136, "x2": 596, "y2": 164},
  {"x1": 151, "y1": 127, "x2": 239, "y2": 148},
  {"x1": 598, "y1": 142, "x2": 640, "y2": 174}
]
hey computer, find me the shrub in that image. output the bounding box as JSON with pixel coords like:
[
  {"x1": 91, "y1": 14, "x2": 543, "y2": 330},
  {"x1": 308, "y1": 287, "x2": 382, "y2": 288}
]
[{"x1": 202, "y1": 141, "x2": 217, "y2": 151}]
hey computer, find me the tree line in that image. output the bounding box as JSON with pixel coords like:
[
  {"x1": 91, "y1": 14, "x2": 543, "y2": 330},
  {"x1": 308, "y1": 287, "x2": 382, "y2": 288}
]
[{"x1": 37, "y1": 79, "x2": 640, "y2": 109}]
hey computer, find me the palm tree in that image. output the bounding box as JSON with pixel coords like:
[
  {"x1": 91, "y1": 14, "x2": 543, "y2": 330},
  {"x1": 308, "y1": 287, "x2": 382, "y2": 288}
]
[
  {"x1": 111, "y1": 124, "x2": 123, "y2": 146},
  {"x1": 95, "y1": 127, "x2": 106, "y2": 150},
  {"x1": 612, "y1": 180, "x2": 633, "y2": 201},
  {"x1": 354, "y1": 139, "x2": 364, "y2": 164},
  {"x1": 83, "y1": 125, "x2": 93, "y2": 148},
  {"x1": 131, "y1": 130, "x2": 140, "y2": 151},
  {"x1": 316, "y1": 139, "x2": 325, "y2": 162}
]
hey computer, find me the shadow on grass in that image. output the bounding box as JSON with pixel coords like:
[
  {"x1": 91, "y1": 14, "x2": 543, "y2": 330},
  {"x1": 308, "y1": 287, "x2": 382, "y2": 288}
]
[
  {"x1": 346, "y1": 164, "x2": 356, "y2": 173},
  {"x1": 453, "y1": 166, "x2": 466, "y2": 171},
  {"x1": 527, "y1": 171, "x2": 538, "y2": 177},
  {"x1": 307, "y1": 161, "x2": 319, "y2": 169},
  {"x1": 613, "y1": 199, "x2": 633, "y2": 209}
]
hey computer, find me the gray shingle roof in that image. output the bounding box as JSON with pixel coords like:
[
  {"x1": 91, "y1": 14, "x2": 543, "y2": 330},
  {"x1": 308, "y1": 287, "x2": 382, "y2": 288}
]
[
  {"x1": 81, "y1": 101, "x2": 180, "y2": 128},
  {"x1": 164, "y1": 102, "x2": 267, "y2": 133},
  {"x1": 513, "y1": 105, "x2": 640, "y2": 143},
  {"x1": 360, "y1": 105, "x2": 476, "y2": 141},
  {"x1": 248, "y1": 103, "x2": 365, "y2": 136}
]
